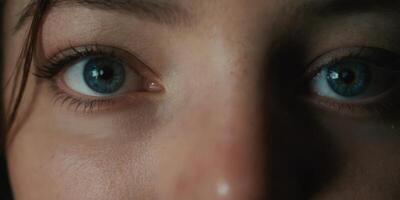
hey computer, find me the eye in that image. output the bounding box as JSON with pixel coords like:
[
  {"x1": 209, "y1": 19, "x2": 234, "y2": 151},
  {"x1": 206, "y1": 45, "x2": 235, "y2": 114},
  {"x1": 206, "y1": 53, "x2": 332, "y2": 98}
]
[
  {"x1": 306, "y1": 47, "x2": 400, "y2": 116},
  {"x1": 311, "y1": 59, "x2": 393, "y2": 101},
  {"x1": 36, "y1": 45, "x2": 163, "y2": 112},
  {"x1": 63, "y1": 56, "x2": 141, "y2": 97}
]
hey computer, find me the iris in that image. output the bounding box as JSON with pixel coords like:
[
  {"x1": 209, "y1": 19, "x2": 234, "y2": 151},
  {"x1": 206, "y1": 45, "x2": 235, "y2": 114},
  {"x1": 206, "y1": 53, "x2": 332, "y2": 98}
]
[
  {"x1": 83, "y1": 57, "x2": 126, "y2": 94},
  {"x1": 326, "y1": 61, "x2": 371, "y2": 97}
]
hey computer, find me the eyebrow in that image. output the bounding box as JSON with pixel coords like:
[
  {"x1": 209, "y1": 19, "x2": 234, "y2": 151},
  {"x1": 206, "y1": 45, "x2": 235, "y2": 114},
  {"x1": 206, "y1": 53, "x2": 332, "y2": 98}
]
[{"x1": 14, "y1": 0, "x2": 191, "y2": 32}]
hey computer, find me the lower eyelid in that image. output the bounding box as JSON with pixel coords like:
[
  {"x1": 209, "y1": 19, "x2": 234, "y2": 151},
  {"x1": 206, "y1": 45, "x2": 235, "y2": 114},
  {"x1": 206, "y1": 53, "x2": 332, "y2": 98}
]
[
  {"x1": 50, "y1": 71, "x2": 164, "y2": 113},
  {"x1": 51, "y1": 87, "x2": 163, "y2": 114},
  {"x1": 305, "y1": 87, "x2": 399, "y2": 118}
]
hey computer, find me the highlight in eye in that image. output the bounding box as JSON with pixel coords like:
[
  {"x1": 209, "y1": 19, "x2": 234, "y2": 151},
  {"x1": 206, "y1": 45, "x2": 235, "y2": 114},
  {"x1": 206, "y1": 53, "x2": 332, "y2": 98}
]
[
  {"x1": 312, "y1": 59, "x2": 394, "y2": 100},
  {"x1": 305, "y1": 47, "x2": 400, "y2": 117},
  {"x1": 35, "y1": 45, "x2": 164, "y2": 113}
]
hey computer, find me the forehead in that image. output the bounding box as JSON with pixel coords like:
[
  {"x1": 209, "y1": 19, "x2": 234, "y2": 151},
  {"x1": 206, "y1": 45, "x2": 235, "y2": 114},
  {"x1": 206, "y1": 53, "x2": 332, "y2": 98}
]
[
  {"x1": 5, "y1": 0, "x2": 400, "y2": 39},
  {"x1": 6, "y1": 0, "x2": 302, "y2": 20},
  {"x1": 5, "y1": 0, "x2": 400, "y2": 23},
  {"x1": 4, "y1": 0, "x2": 309, "y2": 37},
  {"x1": 8, "y1": 0, "x2": 291, "y2": 8}
]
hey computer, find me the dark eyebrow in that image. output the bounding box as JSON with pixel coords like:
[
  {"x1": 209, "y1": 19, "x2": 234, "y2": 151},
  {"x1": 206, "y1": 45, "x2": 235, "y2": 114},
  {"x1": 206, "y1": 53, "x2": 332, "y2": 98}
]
[
  {"x1": 14, "y1": 0, "x2": 191, "y2": 32},
  {"x1": 308, "y1": 0, "x2": 400, "y2": 17}
]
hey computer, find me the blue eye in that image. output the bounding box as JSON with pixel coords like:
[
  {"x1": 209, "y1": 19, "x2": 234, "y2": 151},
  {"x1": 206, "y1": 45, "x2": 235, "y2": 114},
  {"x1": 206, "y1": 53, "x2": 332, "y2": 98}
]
[
  {"x1": 325, "y1": 61, "x2": 371, "y2": 97},
  {"x1": 83, "y1": 57, "x2": 126, "y2": 94},
  {"x1": 312, "y1": 60, "x2": 394, "y2": 101},
  {"x1": 62, "y1": 56, "x2": 144, "y2": 97}
]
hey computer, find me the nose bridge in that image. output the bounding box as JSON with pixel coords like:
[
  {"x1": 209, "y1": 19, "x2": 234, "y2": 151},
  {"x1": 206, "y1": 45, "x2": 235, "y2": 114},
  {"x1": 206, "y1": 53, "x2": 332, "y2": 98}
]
[
  {"x1": 214, "y1": 72, "x2": 268, "y2": 200},
  {"x1": 198, "y1": 29, "x2": 269, "y2": 199},
  {"x1": 167, "y1": 41, "x2": 268, "y2": 199},
  {"x1": 206, "y1": 98, "x2": 268, "y2": 199},
  {"x1": 154, "y1": 13, "x2": 271, "y2": 197},
  {"x1": 164, "y1": 86, "x2": 268, "y2": 200}
]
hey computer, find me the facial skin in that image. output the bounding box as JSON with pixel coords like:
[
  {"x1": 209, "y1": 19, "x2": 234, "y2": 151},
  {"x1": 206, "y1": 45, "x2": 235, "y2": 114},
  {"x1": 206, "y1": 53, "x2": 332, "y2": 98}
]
[{"x1": 3, "y1": 0, "x2": 400, "y2": 199}]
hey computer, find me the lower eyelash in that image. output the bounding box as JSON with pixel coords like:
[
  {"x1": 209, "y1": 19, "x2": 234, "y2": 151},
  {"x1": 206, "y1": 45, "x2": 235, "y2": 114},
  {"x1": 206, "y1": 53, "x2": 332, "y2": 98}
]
[
  {"x1": 52, "y1": 91, "x2": 116, "y2": 113},
  {"x1": 41, "y1": 70, "x2": 115, "y2": 113},
  {"x1": 307, "y1": 88, "x2": 400, "y2": 119},
  {"x1": 49, "y1": 77, "x2": 116, "y2": 113}
]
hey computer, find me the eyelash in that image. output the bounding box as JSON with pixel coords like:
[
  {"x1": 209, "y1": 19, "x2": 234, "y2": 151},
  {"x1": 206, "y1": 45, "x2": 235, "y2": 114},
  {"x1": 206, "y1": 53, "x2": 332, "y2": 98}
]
[
  {"x1": 36, "y1": 44, "x2": 400, "y2": 117},
  {"x1": 35, "y1": 45, "x2": 118, "y2": 79},
  {"x1": 307, "y1": 47, "x2": 375, "y2": 77},
  {"x1": 35, "y1": 45, "x2": 152, "y2": 113},
  {"x1": 51, "y1": 90, "x2": 116, "y2": 113},
  {"x1": 304, "y1": 47, "x2": 400, "y2": 118}
]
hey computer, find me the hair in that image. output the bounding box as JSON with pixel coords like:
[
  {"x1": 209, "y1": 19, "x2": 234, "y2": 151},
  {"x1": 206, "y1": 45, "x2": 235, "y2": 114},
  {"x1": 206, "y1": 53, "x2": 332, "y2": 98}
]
[{"x1": 1, "y1": 0, "x2": 50, "y2": 198}]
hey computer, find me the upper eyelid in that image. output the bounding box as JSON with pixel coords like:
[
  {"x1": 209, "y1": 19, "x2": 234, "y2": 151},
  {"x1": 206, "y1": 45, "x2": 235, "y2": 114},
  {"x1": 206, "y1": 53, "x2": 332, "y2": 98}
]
[
  {"x1": 35, "y1": 45, "x2": 140, "y2": 78},
  {"x1": 306, "y1": 47, "x2": 400, "y2": 75},
  {"x1": 35, "y1": 44, "x2": 164, "y2": 90},
  {"x1": 40, "y1": 44, "x2": 140, "y2": 68},
  {"x1": 306, "y1": 47, "x2": 366, "y2": 76},
  {"x1": 34, "y1": 45, "x2": 115, "y2": 79}
]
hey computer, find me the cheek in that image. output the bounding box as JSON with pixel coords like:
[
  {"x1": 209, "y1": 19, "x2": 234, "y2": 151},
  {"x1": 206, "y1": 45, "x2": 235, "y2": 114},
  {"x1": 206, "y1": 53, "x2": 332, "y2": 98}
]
[
  {"x1": 6, "y1": 88, "x2": 163, "y2": 199},
  {"x1": 307, "y1": 114, "x2": 400, "y2": 198},
  {"x1": 8, "y1": 122, "x2": 158, "y2": 199}
]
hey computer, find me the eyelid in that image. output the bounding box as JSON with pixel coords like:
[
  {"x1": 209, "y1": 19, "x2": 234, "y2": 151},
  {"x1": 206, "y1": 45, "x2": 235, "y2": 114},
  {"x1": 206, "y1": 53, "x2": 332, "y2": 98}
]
[
  {"x1": 35, "y1": 44, "x2": 162, "y2": 82},
  {"x1": 306, "y1": 46, "x2": 400, "y2": 77}
]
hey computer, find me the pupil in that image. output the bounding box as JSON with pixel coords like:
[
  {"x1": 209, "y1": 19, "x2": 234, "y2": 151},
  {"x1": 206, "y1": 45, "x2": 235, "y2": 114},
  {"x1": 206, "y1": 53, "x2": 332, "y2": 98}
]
[
  {"x1": 93, "y1": 67, "x2": 114, "y2": 81},
  {"x1": 83, "y1": 57, "x2": 126, "y2": 94},
  {"x1": 326, "y1": 62, "x2": 370, "y2": 97},
  {"x1": 339, "y1": 69, "x2": 356, "y2": 85}
]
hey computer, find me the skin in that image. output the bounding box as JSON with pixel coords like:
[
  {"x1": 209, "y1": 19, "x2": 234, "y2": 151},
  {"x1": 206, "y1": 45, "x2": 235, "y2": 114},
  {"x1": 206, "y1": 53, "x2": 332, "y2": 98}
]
[{"x1": 2, "y1": 0, "x2": 400, "y2": 199}]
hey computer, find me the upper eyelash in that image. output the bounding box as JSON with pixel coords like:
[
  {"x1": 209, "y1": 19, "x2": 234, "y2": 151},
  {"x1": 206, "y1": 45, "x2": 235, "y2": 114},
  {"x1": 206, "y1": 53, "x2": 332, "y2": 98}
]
[
  {"x1": 34, "y1": 44, "x2": 118, "y2": 79},
  {"x1": 307, "y1": 48, "x2": 367, "y2": 77},
  {"x1": 304, "y1": 47, "x2": 400, "y2": 87},
  {"x1": 316, "y1": 47, "x2": 400, "y2": 74},
  {"x1": 326, "y1": 48, "x2": 366, "y2": 66}
]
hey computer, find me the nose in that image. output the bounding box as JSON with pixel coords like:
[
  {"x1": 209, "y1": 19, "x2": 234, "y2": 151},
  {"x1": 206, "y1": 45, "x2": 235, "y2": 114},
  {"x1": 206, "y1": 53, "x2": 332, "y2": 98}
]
[
  {"x1": 155, "y1": 55, "x2": 269, "y2": 199},
  {"x1": 157, "y1": 98, "x2": 268, "y2": 199},
  {"x1": 150, "y1": 8, "x2": 272, "y2": 196}
]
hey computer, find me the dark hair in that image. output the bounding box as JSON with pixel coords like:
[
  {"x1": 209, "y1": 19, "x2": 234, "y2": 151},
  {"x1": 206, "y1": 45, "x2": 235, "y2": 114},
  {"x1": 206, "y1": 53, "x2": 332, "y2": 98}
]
[
  {"x1": 0, "y1": 0, "x2": 12, "y2": 198},
  {"x1": 1, "y1": 0, "x2": 50, "y2": 198}
]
